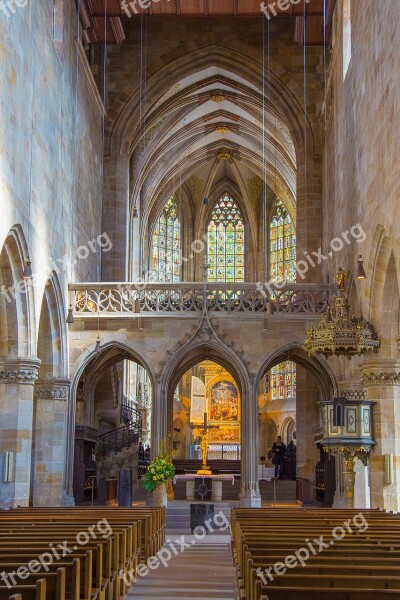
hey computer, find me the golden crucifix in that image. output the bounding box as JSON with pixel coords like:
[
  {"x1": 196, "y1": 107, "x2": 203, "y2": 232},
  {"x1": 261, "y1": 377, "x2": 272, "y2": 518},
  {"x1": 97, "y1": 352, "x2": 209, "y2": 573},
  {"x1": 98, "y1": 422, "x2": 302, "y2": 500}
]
[{"x1": 192, "y1": 412, "x2": 218, "y2": 475}]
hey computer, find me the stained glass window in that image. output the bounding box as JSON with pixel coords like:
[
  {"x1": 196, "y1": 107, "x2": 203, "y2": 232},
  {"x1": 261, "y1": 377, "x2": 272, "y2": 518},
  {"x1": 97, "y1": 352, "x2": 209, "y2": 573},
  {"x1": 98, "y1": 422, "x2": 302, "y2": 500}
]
[
  {"x1": 270, "y1": 200, "x2": 296, "y2": 284},
  {"x1": 271, "y1": 361, "x2": 296, "y2": 400},
  {"x1": 152, "y1": 198, "x2": 181, "y2": 282},
  {"x1": 207, "y1": 194, "x2": 244, "y2": 283}
]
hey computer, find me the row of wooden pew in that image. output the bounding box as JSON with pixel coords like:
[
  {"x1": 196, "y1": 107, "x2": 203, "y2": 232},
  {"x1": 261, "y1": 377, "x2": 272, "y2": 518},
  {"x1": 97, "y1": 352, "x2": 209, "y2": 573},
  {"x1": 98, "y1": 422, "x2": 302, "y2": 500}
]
[
  {"x1": 0, "y1": 506, "x2": 165, "y2": 600},
  {"x1": 231, "y1": 507, "x2": 400, "y2": 600}
]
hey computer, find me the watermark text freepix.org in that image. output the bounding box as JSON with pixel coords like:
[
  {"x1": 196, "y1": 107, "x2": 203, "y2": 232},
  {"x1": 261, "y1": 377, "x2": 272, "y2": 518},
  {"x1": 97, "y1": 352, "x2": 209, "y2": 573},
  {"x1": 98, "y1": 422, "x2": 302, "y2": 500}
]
[
  {"x1": 256, "y1": 512, "x2": 369, "y2": 587},
  {"x1": 260, "y1": 0, "x2": 310, "y2": 20},
  {"x1": 120, "y1": 510, "x2": 230, "y2": 586},
  {"x1": 0, "y1": 518, "x2": 113, "y2": 589},
  {"x1": 121, "y1": 0, "x2": 164, "y2": 18},
  {"x1": 0, "y1": 0, "x2": 28, "y2": 18},
  {"x1": 0, "y1": 232, "x2": 113, "y2": 304},
  {"x1": 256, "y1": 223, "x2": 366, "y2": 298}
]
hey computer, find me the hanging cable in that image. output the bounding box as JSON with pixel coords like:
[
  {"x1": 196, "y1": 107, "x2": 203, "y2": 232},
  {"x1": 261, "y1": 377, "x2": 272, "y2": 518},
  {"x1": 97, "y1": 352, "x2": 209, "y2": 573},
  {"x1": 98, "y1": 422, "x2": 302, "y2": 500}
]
[
  {"x1": 262, "y1": 13, "x2": 266, "y2": 281},
  {"x1": 99, "y1": 0, "x2": 108, "y2": 283},
  {"x1": 303, "y1": 0, "x2": 308, "y2": 293},
  {"x1": 303, "y1": 0, "x2": 309, "y2": 332},
  {"x1": 66, "y1": 0, "x2": 83, "y2": 323}
]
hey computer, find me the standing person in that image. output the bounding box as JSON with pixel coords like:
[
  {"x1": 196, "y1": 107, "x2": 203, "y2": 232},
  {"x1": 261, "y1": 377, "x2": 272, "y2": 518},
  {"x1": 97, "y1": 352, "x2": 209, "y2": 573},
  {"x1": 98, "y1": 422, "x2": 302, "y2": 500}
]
[{"x1": 271, "y1": 436, "x2": 286, "y2": 479}]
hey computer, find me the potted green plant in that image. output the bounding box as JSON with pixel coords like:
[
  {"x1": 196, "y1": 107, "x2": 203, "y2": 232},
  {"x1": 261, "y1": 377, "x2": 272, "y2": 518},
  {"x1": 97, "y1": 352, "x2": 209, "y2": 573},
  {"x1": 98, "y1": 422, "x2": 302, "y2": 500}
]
[{"x1": 143, "y1": 453, "x2": 175, "y2": 507}]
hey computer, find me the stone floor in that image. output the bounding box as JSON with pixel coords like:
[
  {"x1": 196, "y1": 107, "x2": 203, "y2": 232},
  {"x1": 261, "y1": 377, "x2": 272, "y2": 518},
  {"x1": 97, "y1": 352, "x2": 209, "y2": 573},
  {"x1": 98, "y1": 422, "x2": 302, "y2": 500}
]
[{"x1": 127, "y1": 534, "x2": 239, "y2": 600}]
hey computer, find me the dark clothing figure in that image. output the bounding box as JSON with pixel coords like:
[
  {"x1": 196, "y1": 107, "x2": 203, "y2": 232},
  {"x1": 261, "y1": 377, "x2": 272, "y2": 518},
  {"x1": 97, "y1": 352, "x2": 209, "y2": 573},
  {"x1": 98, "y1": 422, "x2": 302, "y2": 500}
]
[
  {"x1": 284, "y1": 440, "x2": 296, "y2": 479},
  {"x1": 271, "y1": 441, "x2": 286, "y2": 479},
  {"x1": 138, "y1": 443, "x2": 145, "y2": 461}
]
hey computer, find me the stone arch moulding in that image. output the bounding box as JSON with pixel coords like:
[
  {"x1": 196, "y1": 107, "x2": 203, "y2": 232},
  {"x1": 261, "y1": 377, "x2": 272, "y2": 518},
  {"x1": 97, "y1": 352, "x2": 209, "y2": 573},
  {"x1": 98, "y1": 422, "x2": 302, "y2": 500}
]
[
  {"x1": 369, "y1": 227, "x2": 400, "y2": 331},
  {"x1": 158, "y1": 320, "x2": 254, "y2": 400},
  {"x1": 37, "y1": 270, "x2": 68, "y2": 380},
  {"x1": 63, "y1": 341, "x2": 157, "y2": 503},
  {"x1": 0, "y1": 224, "x2": 35, "y2": 358},
  {"x1": 280, "y1": 416, "x2": 296, "y2": 444},
  {"x1": 256, "y1": 343, "x2": 338, "y2": 401}
]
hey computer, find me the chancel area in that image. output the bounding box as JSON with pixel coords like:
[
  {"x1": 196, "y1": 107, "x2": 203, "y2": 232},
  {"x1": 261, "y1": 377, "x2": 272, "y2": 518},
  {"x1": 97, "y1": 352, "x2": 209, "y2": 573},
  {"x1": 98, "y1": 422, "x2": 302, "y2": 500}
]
[{"x1": 1, "y1": 0, "x2": 400, "y2": 598}]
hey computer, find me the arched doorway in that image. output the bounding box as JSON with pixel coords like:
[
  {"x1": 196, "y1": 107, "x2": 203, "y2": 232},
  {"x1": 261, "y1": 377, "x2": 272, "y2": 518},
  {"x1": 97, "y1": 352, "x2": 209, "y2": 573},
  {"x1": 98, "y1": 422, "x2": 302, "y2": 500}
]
[
  {"x1": 69, "y1": 343, "x2": 154, "y2": 505},
  {"x1": 160, "y1": 339, "x2": 256, "y2": 504},
  {"x1": 173, "y1": 360, "x2": 241, "y2": 462},
  {"x1": 31, "y1": 272, "x2": 68, "y2": 507},
  {"x1": 0, "y1": 225, "x2": 38, "y2": 509},
  {"x1": 170, "y1": 358, "x2": 242, "y2": 501},
  {"x1": 257, "y1": 346, "x2": 337, "y2": 504}
]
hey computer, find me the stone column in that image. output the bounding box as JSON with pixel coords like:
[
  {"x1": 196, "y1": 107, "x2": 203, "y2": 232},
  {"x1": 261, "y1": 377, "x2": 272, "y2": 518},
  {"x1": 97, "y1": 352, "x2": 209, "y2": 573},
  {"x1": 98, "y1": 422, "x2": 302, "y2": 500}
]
[
  {"x1": 0, "y1": 358, "x2": 40, "y2": 509},
  {"x1": 332, "y1": 455, "x2": 346, "y2": 508},
  {"x1": 354, "y1": 457, "x2": 371, "y2": 509},
  {"x1": 151, "y1": 378, "x2": 167, "y2": 459},
  {"x1": 296, "y1": 368, "x2": 320, "y2": 485},
  {"x1": 32, "y1": 379, "x2": 71, "y2": 506},
  {"x1": 323, "y1": 445, "x2": 371, "y2": 508},
  {"x1": 362, "y1": 363, "x2": 400, "y2": 512},
  {"x1": 240, "y1": 382, "x2": 261, "y2": 507}
]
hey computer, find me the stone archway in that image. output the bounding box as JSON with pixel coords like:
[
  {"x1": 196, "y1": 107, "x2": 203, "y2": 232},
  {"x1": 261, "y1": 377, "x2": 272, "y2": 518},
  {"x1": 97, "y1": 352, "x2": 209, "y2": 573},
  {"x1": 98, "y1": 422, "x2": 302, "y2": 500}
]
[
  {"x1": 0, "y1": 225, "x2": 39, "y2": 508},
  {"x1": 363, "y1": 232, "x2": 400, "y2": 511},
  {"x1": 158, "y1": 323, "x2": 260, "y2": 505},
  {"x1": 256, "y1": 344, "x2": 338, "y2": 490},
  {"x1": 32, "y1": 272, "x2": 69, "y2": 506},
  {"x1": 64, "y1": 341, "x2": 156, "y2": 505}
]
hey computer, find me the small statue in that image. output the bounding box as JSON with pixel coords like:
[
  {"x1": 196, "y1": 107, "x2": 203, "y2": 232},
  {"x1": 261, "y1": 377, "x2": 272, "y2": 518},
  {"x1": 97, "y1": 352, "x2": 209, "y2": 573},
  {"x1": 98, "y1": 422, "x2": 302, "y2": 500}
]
[{"x1": 337, "y1": 268, "x2": 346, "y2": 290}]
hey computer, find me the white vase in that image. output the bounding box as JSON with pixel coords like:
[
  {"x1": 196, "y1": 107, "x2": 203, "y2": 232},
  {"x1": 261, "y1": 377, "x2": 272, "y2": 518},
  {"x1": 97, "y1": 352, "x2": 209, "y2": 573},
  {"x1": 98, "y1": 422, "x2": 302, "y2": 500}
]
[{"x1": 153, "y1": 482, "x2": 167, "y2": 507}]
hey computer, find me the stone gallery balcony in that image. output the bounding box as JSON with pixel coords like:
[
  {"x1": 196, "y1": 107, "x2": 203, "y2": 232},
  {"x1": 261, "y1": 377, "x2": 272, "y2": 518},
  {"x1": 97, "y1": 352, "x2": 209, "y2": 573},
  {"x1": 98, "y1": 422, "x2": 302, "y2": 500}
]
[{"x1": 68, "y1": 282, "x2": 336, "y2": 320}]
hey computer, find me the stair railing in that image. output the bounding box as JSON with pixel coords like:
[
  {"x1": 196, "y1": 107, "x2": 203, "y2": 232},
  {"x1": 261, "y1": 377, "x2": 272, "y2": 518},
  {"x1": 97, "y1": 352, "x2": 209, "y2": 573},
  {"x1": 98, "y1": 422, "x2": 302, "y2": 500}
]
[{"x1": 95, "y1": 409, "x2": 142, "y2": 458}]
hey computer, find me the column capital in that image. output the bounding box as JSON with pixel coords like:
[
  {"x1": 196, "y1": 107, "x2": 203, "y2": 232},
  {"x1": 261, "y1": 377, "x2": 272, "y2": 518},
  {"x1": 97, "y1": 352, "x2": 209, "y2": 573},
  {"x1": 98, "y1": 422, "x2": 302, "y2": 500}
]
[
  {"x1": 35, "y1": 378, "x2": 71, "y2": 400},
  {"x1": 0, "y1": 357, "x2": 41, "y2": 385},
  {"x1": 361, "y1": 360, "x2": 400, "y2": 387}
]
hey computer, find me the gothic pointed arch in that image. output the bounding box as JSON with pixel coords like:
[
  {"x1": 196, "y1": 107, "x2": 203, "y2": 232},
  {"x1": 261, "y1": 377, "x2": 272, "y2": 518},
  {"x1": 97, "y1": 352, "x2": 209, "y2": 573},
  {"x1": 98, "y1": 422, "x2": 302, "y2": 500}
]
[
  {"x1": 0, "y1": 225, "x2": 34, "y2": 357},
  {"x1": 37, "y1": 271, "x2": 68, "y2": 380},
  {"x1": 256, "y1": 344, "x2": 338, "y2": 401}
]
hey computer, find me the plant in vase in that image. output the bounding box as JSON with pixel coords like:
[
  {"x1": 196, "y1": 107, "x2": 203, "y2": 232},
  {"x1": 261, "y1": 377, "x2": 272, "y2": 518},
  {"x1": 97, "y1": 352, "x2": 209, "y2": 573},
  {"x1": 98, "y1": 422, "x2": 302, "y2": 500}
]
[{"x1": 142, "y1": 454, "x2": 175, "y2": 506}]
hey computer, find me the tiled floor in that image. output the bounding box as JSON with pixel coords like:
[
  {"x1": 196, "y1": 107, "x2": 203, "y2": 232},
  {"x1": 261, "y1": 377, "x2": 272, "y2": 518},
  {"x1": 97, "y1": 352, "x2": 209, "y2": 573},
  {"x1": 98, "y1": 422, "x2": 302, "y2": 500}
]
[{"x1": 127, "y1": 533, "x2": 238, "y2": 600}]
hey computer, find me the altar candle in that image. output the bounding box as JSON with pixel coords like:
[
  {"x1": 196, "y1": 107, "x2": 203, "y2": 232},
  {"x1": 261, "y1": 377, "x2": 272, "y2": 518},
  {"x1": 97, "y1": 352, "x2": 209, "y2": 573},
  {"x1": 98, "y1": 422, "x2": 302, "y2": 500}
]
[{"x1": 204, "y1": 412, "x2": 207, "y2": 428}]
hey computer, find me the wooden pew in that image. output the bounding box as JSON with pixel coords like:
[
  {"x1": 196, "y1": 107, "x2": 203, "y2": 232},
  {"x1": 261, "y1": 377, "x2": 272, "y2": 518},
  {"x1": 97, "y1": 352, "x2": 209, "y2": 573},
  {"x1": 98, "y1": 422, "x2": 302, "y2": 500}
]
[
  {"x1": 231, "y1": 508, "x2": 400, "y2": 600},
  {"x1": 0, "y1": 507, "x2": 165, "y2": 600},
  {"x1": 2, "y1": 579, "x2": 46, "y2": 600},
  {"x1": 0, "y1": 569, "x2": 65, "y2": 600}
]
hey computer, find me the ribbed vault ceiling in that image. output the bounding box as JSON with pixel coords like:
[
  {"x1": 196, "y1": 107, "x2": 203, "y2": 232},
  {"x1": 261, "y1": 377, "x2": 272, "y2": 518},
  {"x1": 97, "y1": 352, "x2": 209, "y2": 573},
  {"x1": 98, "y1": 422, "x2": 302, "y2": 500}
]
[{"x1": 129, "y1": 66, "x2": 298, "y2": 227}]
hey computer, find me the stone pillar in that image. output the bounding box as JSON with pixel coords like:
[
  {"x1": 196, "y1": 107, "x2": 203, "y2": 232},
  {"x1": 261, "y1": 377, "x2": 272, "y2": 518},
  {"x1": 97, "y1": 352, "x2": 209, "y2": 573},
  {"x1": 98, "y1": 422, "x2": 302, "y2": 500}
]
[
  {"x1": 342, "y1": 452, "x2": 357, "y2": 508},
  {"x1": 240, "y1": 383, "x2": 261, "y2": 507},
  {"x1": 151, "y1": 378, "x2": 167, "y2": 459},
  {"x1": 296, "y1": 368, "x2": 320, "y2": 485},
  {"x1": 324, "y1": 446, "x2": 370, "y2": 509},
  {"x1": 0, "y1": 358, "x2": 40, "y2": 509},
  {"x1": 332, "y1": 455, "x2": 346, "y2": 508},
  {"x1": 354, "y1": 457, "x2": 371, "y2": 509},
  {"x1": 32, "y1": 379, "x2": 71, "y2": 506},
  {"x1": 362, "y1": 364, "x2": 400, "y2": 512}
]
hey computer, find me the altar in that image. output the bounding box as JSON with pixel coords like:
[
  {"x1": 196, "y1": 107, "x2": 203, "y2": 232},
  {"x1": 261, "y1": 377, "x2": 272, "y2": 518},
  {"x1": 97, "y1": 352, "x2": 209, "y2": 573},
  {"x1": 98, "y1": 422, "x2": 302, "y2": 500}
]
[{"x1": 173, "y1": 474, "x2": 235, "y2": 501}]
